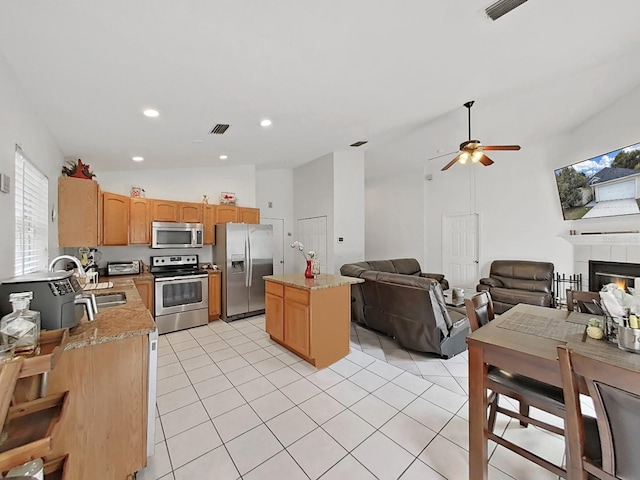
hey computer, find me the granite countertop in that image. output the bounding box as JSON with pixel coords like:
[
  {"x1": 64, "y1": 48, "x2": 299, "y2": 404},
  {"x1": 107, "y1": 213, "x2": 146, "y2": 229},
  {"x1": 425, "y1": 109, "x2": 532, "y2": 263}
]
[
  {"x1": 101, "y1": 272, "x2": 154, "y2": 281},
  {"x1": 65, "y1": 278, "x2": 156, "y2": 350},
  {"x1": 263, "y1": 273, "x2": 364, "y2": 291}
]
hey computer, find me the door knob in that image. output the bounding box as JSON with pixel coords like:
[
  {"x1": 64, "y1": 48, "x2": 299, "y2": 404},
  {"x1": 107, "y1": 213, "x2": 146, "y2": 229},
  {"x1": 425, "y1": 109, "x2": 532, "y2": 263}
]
[{"x1": 280, "y1": 261, "x2": 284, "y2": 264}]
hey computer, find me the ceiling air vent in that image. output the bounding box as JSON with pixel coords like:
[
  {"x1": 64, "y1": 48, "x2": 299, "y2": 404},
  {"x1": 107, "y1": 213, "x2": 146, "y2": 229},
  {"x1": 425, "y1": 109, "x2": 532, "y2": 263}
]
[
  {"x1": 485, "y1": 0, "x2": 528, "y2": 21},
  {"x1": 350, "y1": 141, "x2": 368, "y2": 147},
  {"x1": 209, "y1": 124, "x2": 230, "y2": 135}
]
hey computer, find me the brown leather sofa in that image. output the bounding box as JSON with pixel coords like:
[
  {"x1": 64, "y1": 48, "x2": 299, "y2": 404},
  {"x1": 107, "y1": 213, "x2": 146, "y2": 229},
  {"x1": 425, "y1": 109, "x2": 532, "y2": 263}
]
[
  {"x1": 476, "y1": 260, "x2": 555, "y2": 314},
  {"x1": 340, "y1": 259, "x2": 468, "y2": 358}
]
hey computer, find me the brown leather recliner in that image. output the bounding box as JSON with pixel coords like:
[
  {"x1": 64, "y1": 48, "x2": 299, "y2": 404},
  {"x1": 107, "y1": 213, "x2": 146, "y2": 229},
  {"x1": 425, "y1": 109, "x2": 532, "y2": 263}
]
[
  {"x1": 476, "y1": 260, "x2": 555, "y2": 314},
  {"x1": 340, "y1": 259, "x2": 467, "y2": 358}
]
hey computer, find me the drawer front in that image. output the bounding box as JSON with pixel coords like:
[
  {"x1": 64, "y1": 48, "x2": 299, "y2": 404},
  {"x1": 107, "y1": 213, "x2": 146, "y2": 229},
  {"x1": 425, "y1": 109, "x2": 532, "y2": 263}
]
[
  {"x1": 266, "y1": 281, "x2": 284, "y2": 297},
  {"x1": 284, "y1": 286, "x2": 309, "y2": 305}
]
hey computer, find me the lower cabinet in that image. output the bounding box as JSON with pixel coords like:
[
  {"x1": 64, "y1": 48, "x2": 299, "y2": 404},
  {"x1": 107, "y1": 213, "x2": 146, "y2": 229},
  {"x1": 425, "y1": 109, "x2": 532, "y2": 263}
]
[
  {"x1": 264, "y1": 281, "x2": 350, "y2": 368},
  {"x1": 208, "y1": 272, "x2": 221, "y2": 320},
  {"x1": 134, "y1": 278, "x2": 154, "y2": 313}
]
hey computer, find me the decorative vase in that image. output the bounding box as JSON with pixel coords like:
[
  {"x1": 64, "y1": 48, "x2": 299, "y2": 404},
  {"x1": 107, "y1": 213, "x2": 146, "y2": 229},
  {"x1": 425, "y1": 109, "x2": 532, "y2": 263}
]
[{"x1": 304, "y1": 260, "x2": 314, "y2": 279}]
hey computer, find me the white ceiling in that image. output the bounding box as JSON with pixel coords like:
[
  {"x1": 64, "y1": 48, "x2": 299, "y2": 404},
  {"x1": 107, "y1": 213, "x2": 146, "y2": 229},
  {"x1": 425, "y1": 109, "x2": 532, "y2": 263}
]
[{"x1": 1, "y1": 1, "x2": 640, "y2": 179}]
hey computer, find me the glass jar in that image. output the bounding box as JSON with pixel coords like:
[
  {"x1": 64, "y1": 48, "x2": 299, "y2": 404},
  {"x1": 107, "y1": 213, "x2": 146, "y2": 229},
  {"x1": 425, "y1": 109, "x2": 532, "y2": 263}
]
[{"x1": 0, "y1": 292, "x2": 41, "y2": 356}]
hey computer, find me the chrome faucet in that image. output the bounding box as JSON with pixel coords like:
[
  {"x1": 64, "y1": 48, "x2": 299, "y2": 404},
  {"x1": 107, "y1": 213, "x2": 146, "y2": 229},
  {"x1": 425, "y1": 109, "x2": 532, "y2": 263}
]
[{"x1": 49, "y1": 254, "x2": 87, "y2": 278}]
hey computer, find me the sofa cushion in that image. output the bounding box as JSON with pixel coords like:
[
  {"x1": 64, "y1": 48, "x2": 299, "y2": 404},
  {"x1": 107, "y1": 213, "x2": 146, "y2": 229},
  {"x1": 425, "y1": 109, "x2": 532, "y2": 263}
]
[
  {"x1": 391, "y1": 258, "x2": 422, "y2": 275},
  {"x1": 489, "y1": 287, "x2": 552, "y2": 307},
  {"x1": 367, "y1": 260, "x2": 396, "y2": 273},
  {"x1": 490, "y1": 260, "x2": 553, "y2": 294}
]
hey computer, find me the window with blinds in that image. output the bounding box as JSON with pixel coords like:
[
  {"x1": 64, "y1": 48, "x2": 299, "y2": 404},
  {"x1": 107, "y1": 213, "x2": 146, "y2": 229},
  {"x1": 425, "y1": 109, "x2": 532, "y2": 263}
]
[{"x1": 15, "y1": 146, "x2": 49, "y2": 276}]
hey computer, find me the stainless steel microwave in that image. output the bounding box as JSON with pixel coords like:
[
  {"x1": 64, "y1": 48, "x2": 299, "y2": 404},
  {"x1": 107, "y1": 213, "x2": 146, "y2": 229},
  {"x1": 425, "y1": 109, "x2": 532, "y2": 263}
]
[{"x1": 151, "y1": 221, "x2": 204, "y2": 248}]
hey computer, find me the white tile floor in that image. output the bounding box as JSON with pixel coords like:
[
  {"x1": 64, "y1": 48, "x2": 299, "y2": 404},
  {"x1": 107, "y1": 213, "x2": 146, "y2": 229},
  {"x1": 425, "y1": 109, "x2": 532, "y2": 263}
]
[{"x1": 137, "y1": 316, "x2": 585, "y2": 480}]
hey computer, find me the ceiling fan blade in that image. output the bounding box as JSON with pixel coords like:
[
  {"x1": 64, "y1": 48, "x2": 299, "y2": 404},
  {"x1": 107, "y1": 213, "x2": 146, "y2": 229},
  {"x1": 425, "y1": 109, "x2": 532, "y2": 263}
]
[
  {"x1": 479, "y1": 154, "x2": 494, "y2": 166},
  {"x1": 441, "y1": 154, "x2": 461, "y2": 171},
  {"x1": 482, "y1": 145, "x2": 521, "y2": 151},
  {"x1": 428, "y1": 150, "x2": 458, "y2": 161}
]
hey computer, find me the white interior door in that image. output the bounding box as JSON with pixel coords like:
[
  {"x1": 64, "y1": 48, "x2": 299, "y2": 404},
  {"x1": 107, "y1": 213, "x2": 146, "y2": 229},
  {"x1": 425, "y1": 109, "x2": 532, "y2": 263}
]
[
  {"x1": 261, "y1": 218, "x2": 284, "y2": 275},
  {"x1": 442, "y1": 213, "x2": 479, "y2": 289},
  {"x1": 296, "y1": 216, "x2": 327, "y2": 273}
]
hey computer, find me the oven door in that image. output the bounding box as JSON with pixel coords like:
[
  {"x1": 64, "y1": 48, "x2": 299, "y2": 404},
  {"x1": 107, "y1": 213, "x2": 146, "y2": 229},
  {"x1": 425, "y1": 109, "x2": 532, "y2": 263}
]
[{"x1": 154, "y1": 274, "x2": 209, "y2": 316}]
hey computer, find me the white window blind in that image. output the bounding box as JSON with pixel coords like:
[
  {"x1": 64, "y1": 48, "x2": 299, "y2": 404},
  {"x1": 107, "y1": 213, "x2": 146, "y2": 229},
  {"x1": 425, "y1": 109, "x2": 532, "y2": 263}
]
[{"x1": 15, "y1": 146, "x2": 49, "y2": 276}]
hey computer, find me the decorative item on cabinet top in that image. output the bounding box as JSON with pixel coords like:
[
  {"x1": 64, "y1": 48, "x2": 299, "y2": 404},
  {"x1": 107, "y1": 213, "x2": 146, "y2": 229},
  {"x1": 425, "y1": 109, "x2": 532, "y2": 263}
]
[
  {"x1": 219, "y1": 192, "x2": 237, "y2": 205},
  {"x1": 130, "y1": 186, "x2": 145, "y2": 198},
  {"x1": 61, "y1": 159, "x2": 95, "y2": 179}
]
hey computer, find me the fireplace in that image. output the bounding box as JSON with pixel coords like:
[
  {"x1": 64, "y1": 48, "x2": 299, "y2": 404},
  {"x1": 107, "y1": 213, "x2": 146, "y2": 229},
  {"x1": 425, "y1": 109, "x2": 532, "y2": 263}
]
[{"x1": 589, "y1": 260, "x2": 640, "y2": 292}]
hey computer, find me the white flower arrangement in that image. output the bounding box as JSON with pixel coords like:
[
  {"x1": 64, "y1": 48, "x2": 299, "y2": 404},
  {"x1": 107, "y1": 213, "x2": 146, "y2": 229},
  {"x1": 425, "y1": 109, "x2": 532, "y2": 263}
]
[{"x1": 291, "y1": 241, "x2": 316, "y2": 261}]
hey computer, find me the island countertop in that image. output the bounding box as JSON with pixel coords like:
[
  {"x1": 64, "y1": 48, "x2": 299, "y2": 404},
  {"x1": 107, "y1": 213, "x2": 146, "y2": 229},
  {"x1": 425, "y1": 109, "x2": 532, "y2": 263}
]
[
  {"x1": 263, "y1": 273, "x2": 363, "y2": 291},
  {"x1": 65, "y1": 278, "x2": 156, "y2": 350}
]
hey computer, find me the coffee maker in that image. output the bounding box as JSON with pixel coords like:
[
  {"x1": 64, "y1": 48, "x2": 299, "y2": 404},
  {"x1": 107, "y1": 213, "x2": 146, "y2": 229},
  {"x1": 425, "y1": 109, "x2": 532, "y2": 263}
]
[{"x1": 78, "y1": 247, "x2": 100, "y2": 273}]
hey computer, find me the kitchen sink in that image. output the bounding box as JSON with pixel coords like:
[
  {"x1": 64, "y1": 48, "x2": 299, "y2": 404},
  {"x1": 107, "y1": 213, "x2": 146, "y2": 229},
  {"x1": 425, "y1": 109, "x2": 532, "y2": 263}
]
[{"x1": 92, "y1": 292, "x2": 127, "y2": 308}]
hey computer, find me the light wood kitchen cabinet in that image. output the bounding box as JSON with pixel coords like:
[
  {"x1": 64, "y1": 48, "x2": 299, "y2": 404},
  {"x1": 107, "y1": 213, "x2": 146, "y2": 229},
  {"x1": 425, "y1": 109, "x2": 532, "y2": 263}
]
[
  {"x1": 58, "y1": 176, "x2": 99, "y2": 247},
  {"x1": 152, "y1": 199, "x2": 178, "y2": 221},
  {"x1": 203, "y1": 205, "x2": 217, "y2": 244},
  {"x1": 208, "y1": 272, "x2": 221, "y2": 321},
  {"x1": 102, "y1": 192, "x2": 130, "y2": 245},
  {"x1": 134, "y1": 278, "x2": 154, "y2": 312},
  {"x1": 238, "y1": 207, "x2": 260, "y2": 224},
  {"x1": 265, "y1": 281, "x2": 284, "y2": 342},
  {"x1": 129, "y1": 198, "x2": 151, "y2": 244},
  {"x1": 215, "y1": 205, "x2": 238, "y2": 224},
  {"x1": 179, "y1": 202, "x2": 203, "y2": 223},
  {"x1": 264, "y1": 279, "x2": 352, "y2": 368}
]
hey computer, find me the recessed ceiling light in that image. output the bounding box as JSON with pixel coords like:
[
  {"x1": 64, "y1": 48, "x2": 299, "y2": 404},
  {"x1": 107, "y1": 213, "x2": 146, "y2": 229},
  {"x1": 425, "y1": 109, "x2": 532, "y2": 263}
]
[
  {"x1": 260, "y1": 119, "x2": 272, "y2": 127},
  {"x1": 143, "y1": 109, "x2": 159, "y2": 118},
  {"x1": 132, "y1": 156, "x2": 144, "y2": 162},
  {"x1": 219, "y1": 155, "x2": 228, "y2": 160}
]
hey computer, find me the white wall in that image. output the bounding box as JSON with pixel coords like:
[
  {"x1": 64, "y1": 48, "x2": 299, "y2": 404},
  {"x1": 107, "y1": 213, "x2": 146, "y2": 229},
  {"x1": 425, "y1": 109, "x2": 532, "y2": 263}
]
[
  {"x1": 293, "y1": 154, "x2": 334, "y2": 272},
  {"x1": 333, "y1": 150, "x2": 365, "y2": 273},
  {"x1": 365, "y1": 169, "x2": 426, "y2": 266},
  {"x1": 0, "y1": 53, "x2": 63, "y2": 280},
  {"x1": 256, "y1": 168, "x2": 295, "y2": 273},
  {"x1": 366, "y1": 82, "x2": 640, "y2": 284}
]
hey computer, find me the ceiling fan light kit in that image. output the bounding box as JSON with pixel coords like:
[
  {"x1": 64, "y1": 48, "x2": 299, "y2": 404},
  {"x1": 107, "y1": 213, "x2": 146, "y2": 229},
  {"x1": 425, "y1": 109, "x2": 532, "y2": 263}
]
[{"x1": 440, "y1": 100, "x2": 521, "y2": 171}]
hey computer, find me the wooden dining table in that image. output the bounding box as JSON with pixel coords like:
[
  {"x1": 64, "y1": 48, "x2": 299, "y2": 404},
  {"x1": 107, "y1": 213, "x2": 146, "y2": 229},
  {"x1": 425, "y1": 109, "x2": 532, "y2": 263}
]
[{"x1": 467, "y1": 303, "x2": 640, "y2": 480}]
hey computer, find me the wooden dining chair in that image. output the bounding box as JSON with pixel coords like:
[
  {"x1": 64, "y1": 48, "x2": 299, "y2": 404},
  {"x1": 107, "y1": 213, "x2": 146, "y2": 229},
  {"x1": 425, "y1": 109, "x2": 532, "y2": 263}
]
[
  {"x1": 558, "y1": 345, "x2": 640, "y2": 479},
  {"x1": 566, "y1": 289, "x2": 602, "y2": 315},
  {"x1": 465, "y1": 292, "x2": 568, "y2": 477}
]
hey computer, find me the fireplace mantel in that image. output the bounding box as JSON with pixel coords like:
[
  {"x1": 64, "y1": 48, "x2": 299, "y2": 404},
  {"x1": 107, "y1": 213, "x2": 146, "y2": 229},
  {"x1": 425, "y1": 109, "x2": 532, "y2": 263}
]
[{"x1": 560, "y1": 232, "x2": 640, "y2": 246}]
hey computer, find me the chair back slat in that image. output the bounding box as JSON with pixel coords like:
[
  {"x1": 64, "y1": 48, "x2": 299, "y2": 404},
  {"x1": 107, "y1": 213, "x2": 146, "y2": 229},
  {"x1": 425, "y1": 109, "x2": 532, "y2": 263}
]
[
  {"x1": 566, "y1": 289, "x2": 602, "y2": 314},
  {"x1": 465, "y1": 292, "x2": 495, "y2": 332}
]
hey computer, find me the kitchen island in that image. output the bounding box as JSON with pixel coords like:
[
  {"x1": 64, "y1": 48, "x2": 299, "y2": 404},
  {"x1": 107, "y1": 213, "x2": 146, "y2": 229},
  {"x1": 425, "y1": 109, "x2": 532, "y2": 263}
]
[
  {"x1": 263, "y1": 273, "x2": 364, "y2": 369},
  {"x1": 47, "y1": 278, "x2": 155, "y2": 479}
]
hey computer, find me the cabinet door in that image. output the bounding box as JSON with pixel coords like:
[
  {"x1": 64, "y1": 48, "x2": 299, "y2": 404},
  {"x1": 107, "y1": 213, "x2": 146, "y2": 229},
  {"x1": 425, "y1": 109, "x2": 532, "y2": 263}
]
[
  {"x1": 238, "y1": 207, "x2": 260, "y2": 224},
  {"x1": 284, "y1": 295, "x2": 310, "y2": 356},
  {"x1": 179, "y1": 202, "x2": 203, "y2": 223},
  {"x1": 216, "y1": 205, "x2": 238, "y2": 224},
  {"x1": 134, "y1": 279, "x2": 154, "y2": 312},
  {"x1": 208, "y1": 273, "x2": 221, "y2": 320},
  {"x1": 152, "y1": 200, "x2": 178, "y2": 222},
  {"x1": 129, "y1": 198, "x2": 151, "y2": 244},
  {"x1": 203, "y1": 205, "x2": 217, "y2": 245},
  {"x1": 58, "y1": 177, "x2": 99, "y2": 247},
  {"x1": 265, "y1": 295, "x2": 284, "y2": 342},
  {"x1": 102, "y1": 193, "x2": 129, "y2": 245}
]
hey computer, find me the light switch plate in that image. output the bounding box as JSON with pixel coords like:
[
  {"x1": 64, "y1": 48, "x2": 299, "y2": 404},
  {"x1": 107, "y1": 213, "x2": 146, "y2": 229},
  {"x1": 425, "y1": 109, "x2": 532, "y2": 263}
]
[{"x1": 0, "y1": 174, "x2": 10, "y2": 193}]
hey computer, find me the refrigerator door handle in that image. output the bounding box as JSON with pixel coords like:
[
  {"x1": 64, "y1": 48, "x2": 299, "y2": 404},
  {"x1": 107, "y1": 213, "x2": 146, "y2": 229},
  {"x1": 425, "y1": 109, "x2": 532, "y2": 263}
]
[
  {"x1": 244, "y1": 231, "x2": 250, "y2": 288},
  {"x1": 247, "y1": 227, "x2": 253, "y2": 287}
]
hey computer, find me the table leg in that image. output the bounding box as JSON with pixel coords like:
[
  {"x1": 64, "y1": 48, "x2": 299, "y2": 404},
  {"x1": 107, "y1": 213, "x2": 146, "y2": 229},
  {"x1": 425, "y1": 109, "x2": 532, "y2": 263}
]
[{"x1": 469, "y1": 343, "x2": 488, "y2": 480}]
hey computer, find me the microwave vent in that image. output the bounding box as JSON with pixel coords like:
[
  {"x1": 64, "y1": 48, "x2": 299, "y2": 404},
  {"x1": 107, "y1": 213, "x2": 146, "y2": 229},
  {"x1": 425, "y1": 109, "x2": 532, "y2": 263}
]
[{"x1": 209, "y1": 124, "x2": 230, "y2": 135}]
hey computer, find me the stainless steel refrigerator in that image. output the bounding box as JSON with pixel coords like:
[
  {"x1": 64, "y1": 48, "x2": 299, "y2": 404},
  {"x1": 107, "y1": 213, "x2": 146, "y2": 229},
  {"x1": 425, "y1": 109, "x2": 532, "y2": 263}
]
[{"x1": 215, "y1": 223, "x2": 273, "y2": 321}]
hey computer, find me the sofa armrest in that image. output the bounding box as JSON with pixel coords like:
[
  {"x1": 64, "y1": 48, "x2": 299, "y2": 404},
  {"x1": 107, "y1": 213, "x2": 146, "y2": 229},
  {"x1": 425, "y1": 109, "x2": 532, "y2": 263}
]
[
  {"x1": 479, "y1": 277, "x2": 503, "y2": 288},
  {"x1": 421, "y1": 272, "x2": 444, "y2": 282}
]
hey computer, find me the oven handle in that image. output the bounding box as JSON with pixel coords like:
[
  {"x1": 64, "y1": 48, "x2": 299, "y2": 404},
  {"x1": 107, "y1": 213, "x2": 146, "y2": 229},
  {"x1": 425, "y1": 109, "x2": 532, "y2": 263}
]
[{"x1": 155, "y1": 274, "x2": 208, "y2": 283}]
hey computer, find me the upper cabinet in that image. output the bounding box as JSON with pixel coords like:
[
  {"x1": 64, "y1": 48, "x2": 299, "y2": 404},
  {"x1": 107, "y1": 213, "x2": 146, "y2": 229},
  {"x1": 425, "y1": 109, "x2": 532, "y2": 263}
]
[
  {"x1": 152, "y1": 200, "x2": 178, "y2": 222},
  {"x1": 238, "y1": 207, "x2": 260, "y2": 224},
  {"x1": 216, "y1": 205, "x2": 238, "y2": 224},
  {"x1": 129, "y1": 198, "x2": 151, "y2": 244},
  {"x1": 179, "y1": 202, "x2": 203, "y2": 223},
  {"x1": 203, "y1": 205, "x2": 217, "y2": 245},
  {"x1": 58, "y1": 177, "x2": 99, "y2": 247},
  {"x1": 102, "y1": 192, "x2": 129, "y2": 245}
]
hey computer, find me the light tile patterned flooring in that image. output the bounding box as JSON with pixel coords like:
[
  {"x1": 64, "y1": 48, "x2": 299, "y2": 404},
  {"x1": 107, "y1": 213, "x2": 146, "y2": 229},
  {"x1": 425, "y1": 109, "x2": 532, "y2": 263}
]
[{"x1": 137, "y1": 316, "x2": 580, "y2": 480}]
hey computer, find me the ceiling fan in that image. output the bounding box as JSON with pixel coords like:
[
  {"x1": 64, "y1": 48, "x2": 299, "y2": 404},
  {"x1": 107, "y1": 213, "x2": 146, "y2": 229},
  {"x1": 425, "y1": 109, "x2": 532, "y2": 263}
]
[{"x1": 440, "y1": 101, "x2": 521, "y2": 171}]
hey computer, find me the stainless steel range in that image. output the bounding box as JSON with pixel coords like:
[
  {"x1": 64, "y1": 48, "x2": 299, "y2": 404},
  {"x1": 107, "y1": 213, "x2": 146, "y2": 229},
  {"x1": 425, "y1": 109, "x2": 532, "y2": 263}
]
[{"x1": 150, "y1": 255, "x2": 208, "y2": 334}]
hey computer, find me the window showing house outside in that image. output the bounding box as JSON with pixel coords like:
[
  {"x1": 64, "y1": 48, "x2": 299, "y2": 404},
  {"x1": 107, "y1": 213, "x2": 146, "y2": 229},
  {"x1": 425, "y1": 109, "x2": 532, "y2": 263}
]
[{"x1": 15, "y1": 146, "x2": 49, "y2": 276}]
